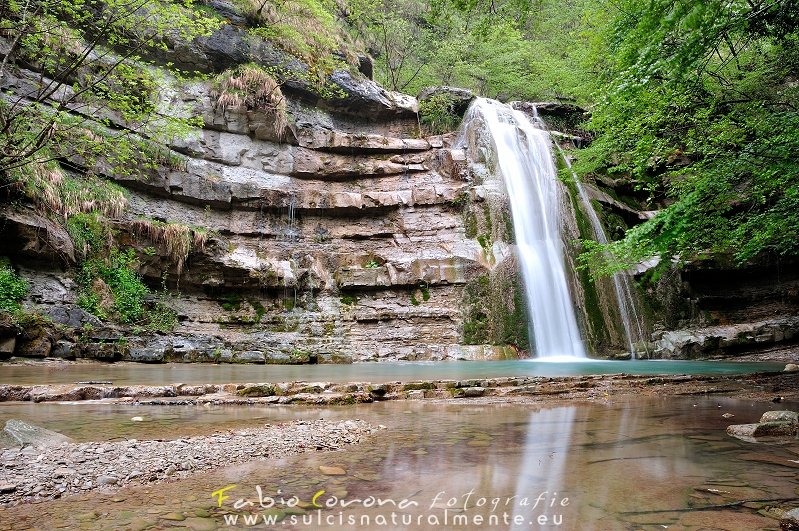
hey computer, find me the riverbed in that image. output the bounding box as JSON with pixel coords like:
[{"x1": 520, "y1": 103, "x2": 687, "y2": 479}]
[{"x1": 1, "y1": 396, "x2": 798, "y2": 530}]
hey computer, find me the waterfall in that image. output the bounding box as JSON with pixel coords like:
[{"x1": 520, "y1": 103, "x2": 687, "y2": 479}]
[
  {"x1": 556, "y1": 147, "x2": 648, "y2": 358},
  {"x1": 462, "y1": 98, "x2": 585, "y2": 359}
]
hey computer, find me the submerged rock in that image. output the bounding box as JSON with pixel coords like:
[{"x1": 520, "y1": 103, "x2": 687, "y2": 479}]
[
  {"x1": 782, "y1": 508, "x2": 799, "y2": 531},
  {"x1": 0, "y1": 419, "x2": 73, "y2": 448},
  {"x1": 727, "y1": 410, "x2": 798, "y2": 441}
]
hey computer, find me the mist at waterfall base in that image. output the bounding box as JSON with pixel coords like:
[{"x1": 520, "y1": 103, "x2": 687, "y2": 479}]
[{"x1": 461, "y1": 99, "x2": 593, "y2": 361}]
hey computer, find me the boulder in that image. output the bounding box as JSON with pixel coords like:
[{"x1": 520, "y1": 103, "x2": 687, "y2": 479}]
[
  {"x1": 0, "y1": 419, "x2": 73, "y2": 448},
  {"x1": 727, "y1": 411, "x2": 799, "y2": 440},
  {"x1": 781, "y1": 508, "x2": 799, "y2": 531},
  {"x1": 42, "y1": 305, "x2": 102, "y2": 329},
  {"x1": 760, "y1": 410, "x2": 799, "y2": 424},
  {"x1": 16, "y1": 335, "x2": 52, "y2": 358}
]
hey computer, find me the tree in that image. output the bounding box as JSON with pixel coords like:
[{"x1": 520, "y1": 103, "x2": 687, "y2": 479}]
[
  {"x1": 0, "y1": 0, "x2": 219, "y2": 183},
  {"x1": 576, "y1": 0, "x2": 799, "y2": 274}
]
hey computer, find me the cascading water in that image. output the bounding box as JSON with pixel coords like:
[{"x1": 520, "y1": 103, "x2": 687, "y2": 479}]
[
  {"x1": 461, "y1": 98, "x2": 586, "y2": 359},
  {"x1": 556, "y1": 146, "x2": 648, "y2": 358}
]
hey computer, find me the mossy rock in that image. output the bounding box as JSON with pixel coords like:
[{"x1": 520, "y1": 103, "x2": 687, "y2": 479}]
[
  {"x1": 402, "y1": 382, "x2": 435, "y2": 391},
  {"x1": 237, "y1": 384, "x2": 278, "y2": 397}
]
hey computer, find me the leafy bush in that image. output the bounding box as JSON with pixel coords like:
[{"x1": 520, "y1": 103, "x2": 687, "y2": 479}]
[
  {"x1": 0, "y1": 262, "x2": 29, "y2": 312},
  {"x1": 419, "y1": 93, "x2": 462, "y2": 135},
  {"x1": 77, "y1": 250, "x2": 146, "y2": 323}
]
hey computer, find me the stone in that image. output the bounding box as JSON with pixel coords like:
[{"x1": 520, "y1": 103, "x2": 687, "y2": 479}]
[
  {"x1": 785, "y1": 363, "x2": 799, "y2": 372},
  {"x1": 50, "y1": 340, "x2": 75, "y2": 359},
  {"x1": 1, "y1": 419, "x2": 74, "y2": 448},
  {"x1": 781, "y1": 508, "x2": 799, "y2": 531},
  {"x1": 752, "y1": 422, "x2": 797, "y2": 437},
  {"x1": 0, "y1": 484, "x2": 16, "y2": 493},
  {"x1": 0, "y1": 336, "x2": 15, "y2": 356},
  {"x1": 760, "y1": 410, "x2": 799, "y2": 424},
  {"x1": 42, "y1": 305, "x2": 102, "y2": 329},
  {"x1": 183, "y1": 517, "x2": 218, "y2": 531},
  {"x1": 16, "y1": 335, "x2": 52, "y2": 358},
  {"x1": 97, "y1": 475, "x2": 118, "y2": 485},
  {"x1": 318, "y1": 465, "x2": 346, "y2": 476}
]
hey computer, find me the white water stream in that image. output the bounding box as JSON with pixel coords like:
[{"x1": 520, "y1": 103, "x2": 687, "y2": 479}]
[
  {"x1": 462, "y1": 98, "x2": 585, "y2": 358},
  {"x1": 556, "y1": 147, "x2": 647, "y2": 358}
]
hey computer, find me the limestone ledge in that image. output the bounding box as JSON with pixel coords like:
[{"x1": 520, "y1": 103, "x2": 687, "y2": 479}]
[
  {"x1": 1, "y1": 371, "x2": 793, "y2": 404},
  {"x1": 652, "y1": 317, "x2": 799, "y2": 358}
]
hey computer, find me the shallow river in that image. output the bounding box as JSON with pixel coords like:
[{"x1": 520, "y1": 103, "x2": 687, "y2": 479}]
[
  {"x1": 0, "y1": 396, "x2": 796, "y2": 530},
  {"x1": 0, "y1": 359, "x2": 785, "y2": 385}
]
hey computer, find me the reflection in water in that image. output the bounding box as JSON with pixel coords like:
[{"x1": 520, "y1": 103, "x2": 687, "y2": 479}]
[
  {"x1": 512, "y1": 407, "x2": 576, "y2": 528},
  {"x1": 0, "y1": 398, "x2": 797, "y2": 530}
]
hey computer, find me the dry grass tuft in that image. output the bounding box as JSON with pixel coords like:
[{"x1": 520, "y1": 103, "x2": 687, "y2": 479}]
[
  {"x1": 131, "y1": 218, "x2": 208, "y2": 274},
  {"x1": 212, "y1": 64, "x2": 288, "y2": 138},
  {"x1": 24, "y1": 163, "x2": 127, "y2": 220}
]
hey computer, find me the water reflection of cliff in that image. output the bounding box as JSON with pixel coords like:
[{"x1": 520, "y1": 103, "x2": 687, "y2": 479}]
[{"x1": 367, "y1": 400, "x2": 729, "y2": 530}]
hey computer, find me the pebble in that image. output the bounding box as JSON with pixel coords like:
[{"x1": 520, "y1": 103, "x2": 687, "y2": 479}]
[{"x1": 0, "y1": 420, "x2": 376, "y2": 506}]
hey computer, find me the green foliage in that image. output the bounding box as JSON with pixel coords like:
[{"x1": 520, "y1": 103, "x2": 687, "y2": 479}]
[
  {"x1": 237, "y1": 0, "x2": 358, "y2": 80},
  {"x1": 419, "y1": 93, "x2": 462, "y2": 135},
  {"x1": 0, "y1": 261, "x2": 29, "y2": 312},
  {"x1": 340, "y1": 294, "x2": 357, "y2": 306},
  {"x1": 577, "y1": 0, "x2": 799, "y2": 273},
  {"x1": 220, "y1": 294, "x2": 243, "y2": 312},
  {"x1": 345, "y1": 0, "x2": 593, "y2": 100},
  {"x1": 66, "y1": 212, "x2": 112, "y2": 258},
  {"x1": 76, "y1": 248, "x2": 177, "y2": 330},
  {"x1": 364, "y1": 259, "x2": 380, "y2": 268},
  {"x1": 0, "y1": 0, "x2": 218, "y2": 179},
  {"x1": 77, "y1": 249, "x2": 147, "y2": 323}
]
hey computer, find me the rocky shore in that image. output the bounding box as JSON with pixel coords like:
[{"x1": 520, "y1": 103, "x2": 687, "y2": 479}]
[
  {"x1": 0, "y1": 419, "x2": 378, "y2": 507},
  {"x1": 1, "y1": 370, "x2": 797, "y2": 406}
]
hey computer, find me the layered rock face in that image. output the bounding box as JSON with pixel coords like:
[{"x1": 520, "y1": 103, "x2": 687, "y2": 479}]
[
  {"x1": 1, "y1": 67, "x2": 523, "y2": 362},
  {"x1": 647, "y1": 259, "x2": 799, "y2": 359}
]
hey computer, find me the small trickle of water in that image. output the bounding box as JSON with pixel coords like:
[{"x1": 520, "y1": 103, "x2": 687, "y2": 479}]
[
  {"x1": 461, "y1": 98, "x2": 586, "y2": 359},
  {"x1": 556, "y1": 147, "x2": 648, "y2": 358}
]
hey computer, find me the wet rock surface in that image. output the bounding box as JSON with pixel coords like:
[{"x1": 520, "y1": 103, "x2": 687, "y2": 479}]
[
  {"x1": 0, "y1": 419, "x2": 378, "y2": 506},
  {"x1": 0, "y1": 370, "x2": 796, "y2": 405},
  {"x1": 727, "y1": 409, "x2": 798, "y2": 441}
]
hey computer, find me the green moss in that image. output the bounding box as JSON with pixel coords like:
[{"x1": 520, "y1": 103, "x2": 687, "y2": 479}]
[
  {"x1": 499, "y1": 279, "x2": 530, "y2": 351},
  {"x1": 323, "y1": 321, "x2": 336, "y2": 336},
  {"x1": 462, "y1": 274, "x2": 490, "y2": 345},
  {"x1": 237, "y1": 384, "x2": 277, "y2": 397},
  {"x1": 329, "y1": 395, "x2": 357, "y2": 405},
  {"x1": 464, "y1": 210, "x2": 478, "y2": 239},
  {"x1": 402, "y1": 382, "x2": 435, "y2": 391},
  {"x1": 220, "y1": 294, "x2": 242, "y2": 312},
  {"x1": 250, "y1": 300, "x2": 266, "y2": 322},
  {"x1": 340, "y1": 294, "x2": 357, "y2": 306},
  {"x1": 290, "y1": 350, "x2": 311, "y2": 363}
]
